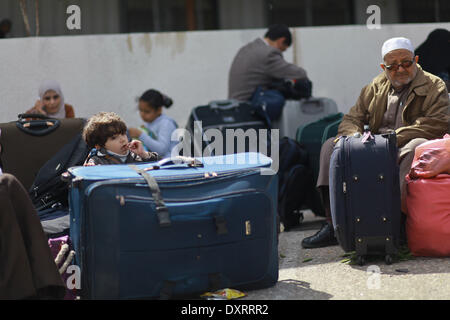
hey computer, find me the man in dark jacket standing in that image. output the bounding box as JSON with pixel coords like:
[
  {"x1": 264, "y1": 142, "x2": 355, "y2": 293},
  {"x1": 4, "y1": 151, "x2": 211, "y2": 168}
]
[{"x1": 228, "y1": 24, "x2": 309, "y2": 102}]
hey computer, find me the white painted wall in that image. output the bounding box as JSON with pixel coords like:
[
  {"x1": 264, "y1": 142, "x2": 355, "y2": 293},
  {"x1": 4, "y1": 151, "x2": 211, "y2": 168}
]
[{"x1": 1, "y1": 22, "x2": 449, "y2": 129}]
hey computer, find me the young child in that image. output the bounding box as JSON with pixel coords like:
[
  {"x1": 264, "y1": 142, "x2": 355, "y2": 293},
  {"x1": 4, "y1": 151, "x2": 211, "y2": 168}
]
[
  {"x1": 82, "y1": 112, "x2": 160, "y2": 166},
  {"x1": 128, "y1": 89, "x2": 178, "y2": 159}
]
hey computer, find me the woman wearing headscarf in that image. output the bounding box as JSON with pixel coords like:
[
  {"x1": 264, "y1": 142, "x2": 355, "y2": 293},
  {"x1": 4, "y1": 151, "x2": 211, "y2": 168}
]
[
  {"x1": 26, "y1": 80, "x2": 75, "y2": 118},
  {"x1": 415, "y1": 28, "x2": 450, "y2": 91}
]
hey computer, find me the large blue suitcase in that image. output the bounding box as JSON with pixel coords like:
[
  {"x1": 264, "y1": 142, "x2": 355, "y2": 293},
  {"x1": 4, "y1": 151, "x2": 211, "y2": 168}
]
[
  {"x1": 329, "y1": 130, "x2": 401, "y2": 265},
  {"x1": 68, "y1": 153, "x2": 278, "y2": 299}
]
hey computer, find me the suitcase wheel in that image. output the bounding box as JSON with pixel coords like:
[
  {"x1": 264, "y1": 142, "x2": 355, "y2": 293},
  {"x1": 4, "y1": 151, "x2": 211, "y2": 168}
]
[
  {"x1": 385, "y1": 254, "x2": 393, "y2": 265},
  {"x1": 356, "y1": 255, "x2": 365, "y2": 266}
]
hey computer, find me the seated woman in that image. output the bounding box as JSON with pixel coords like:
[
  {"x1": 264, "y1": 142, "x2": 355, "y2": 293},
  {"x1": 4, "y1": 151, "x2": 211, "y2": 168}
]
[{"x1": 25, "y1": 80, "x2": 75, "y2": 118}]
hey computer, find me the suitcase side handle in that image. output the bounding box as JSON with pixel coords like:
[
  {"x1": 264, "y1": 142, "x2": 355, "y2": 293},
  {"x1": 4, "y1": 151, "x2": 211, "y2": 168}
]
[{"x1": 209, "y1": 99, "x2": 241, "y2": 110}]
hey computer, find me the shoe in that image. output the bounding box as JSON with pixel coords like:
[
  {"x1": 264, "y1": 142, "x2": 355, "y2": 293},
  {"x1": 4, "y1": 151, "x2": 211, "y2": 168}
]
[
  {"x1": 301, "y1": 222, "x2": 338, "y2": 249},
  {"x1": 282, "y1": 211, "x2": 304, "y2": 231}
]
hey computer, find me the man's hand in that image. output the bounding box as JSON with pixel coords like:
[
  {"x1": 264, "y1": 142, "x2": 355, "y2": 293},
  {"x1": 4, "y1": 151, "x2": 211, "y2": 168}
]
[{"x1": 128, "y1": 127, "x2": 142, "y2": 139}]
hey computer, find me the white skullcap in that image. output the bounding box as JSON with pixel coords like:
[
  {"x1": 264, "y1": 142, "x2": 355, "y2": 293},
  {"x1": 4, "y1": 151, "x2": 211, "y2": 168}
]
[{"x1": 381, "y1": 37, "x2": 414, "y2": 59}]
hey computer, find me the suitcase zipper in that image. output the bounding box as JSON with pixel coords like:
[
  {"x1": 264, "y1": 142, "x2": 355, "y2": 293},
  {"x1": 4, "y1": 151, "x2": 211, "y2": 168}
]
[{"x1": 115, "y1": 188, "x2": 259, "y2": 205}]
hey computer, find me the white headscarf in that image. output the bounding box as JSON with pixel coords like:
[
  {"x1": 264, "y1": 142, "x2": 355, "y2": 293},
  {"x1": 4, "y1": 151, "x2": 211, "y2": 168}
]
[{"x1": 38, "y1": 80, "x2": 66, "y2": 118}]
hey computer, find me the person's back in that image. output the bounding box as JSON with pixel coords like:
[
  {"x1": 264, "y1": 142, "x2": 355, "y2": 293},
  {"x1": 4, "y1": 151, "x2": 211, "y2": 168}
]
[
  {"x1": 228, "y1": 38, "x2": 278, "y2": 101},
  {"x1": 228, "y1": 24, "x2": 308, "y2": 102},
  {"x1": 415, "y1": 28, "x2": 450, "y2": 91}
]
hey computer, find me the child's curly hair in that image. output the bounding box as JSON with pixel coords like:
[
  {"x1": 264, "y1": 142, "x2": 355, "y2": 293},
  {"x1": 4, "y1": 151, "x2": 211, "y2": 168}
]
[{"x1": 82, "y1": 112, "x2": 127, "y2": 149}]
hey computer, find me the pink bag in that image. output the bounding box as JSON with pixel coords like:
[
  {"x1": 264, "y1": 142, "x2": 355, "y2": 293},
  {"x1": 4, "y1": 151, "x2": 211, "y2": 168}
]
[
  {"x1": 409, "y1": 134, "x2": 450, "y2": 179},
  {"x1": 405, "y1": 134, "x2": 450, "y2": 257}
]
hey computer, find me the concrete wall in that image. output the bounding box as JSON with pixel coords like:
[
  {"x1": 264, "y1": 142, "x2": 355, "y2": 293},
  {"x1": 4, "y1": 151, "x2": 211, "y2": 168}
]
[{"x1": 1, "y1": 22, "x2": 449, "y2": 129}]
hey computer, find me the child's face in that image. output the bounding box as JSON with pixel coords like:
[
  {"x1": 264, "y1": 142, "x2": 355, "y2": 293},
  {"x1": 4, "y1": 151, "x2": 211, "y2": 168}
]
[
  {"x1": 102, "y1": 133, "x2": 129, "y2": 155},
  {"x1": 42, "y1": 90, "x2": 62, "y2": 115},
  {"x1": 139, "y1": 101, "x2": 162, "y2": 123}
]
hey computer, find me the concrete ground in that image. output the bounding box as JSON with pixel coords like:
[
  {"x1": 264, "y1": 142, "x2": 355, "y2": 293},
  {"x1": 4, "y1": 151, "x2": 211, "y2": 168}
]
[{"x1": 243, "y1": 211, "x2": 450, "y2": 300}]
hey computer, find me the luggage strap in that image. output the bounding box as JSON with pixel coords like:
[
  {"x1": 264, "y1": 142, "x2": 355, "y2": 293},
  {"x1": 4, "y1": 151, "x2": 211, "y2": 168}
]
[
  {"x1": 361, "y1": 125, "x2": 374, "y2": 144},
  {"x1": 129, "y1": 165, "x2": 171, "y2": 227},
  {"x1": 361, "y1": 131, "x2": 374, "y2": 143}
]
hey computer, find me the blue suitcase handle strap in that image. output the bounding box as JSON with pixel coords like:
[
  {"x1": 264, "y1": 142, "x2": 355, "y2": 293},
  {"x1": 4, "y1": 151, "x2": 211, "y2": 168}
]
[{"x1": 128, "y1": 165, "x2": 171, "y2": 227}]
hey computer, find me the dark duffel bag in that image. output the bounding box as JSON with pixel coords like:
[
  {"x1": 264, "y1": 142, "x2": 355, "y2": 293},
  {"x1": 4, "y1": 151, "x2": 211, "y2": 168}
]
[
  {"x1": 329, "y1": 128, "x2": 401, "y2": 265},
  {"x1": 29, "y1": 132, "x2": 90, "y2": 211}
]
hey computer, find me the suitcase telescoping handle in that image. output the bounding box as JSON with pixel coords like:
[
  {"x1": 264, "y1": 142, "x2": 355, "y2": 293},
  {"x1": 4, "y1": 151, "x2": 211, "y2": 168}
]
[
  {"x1": 16, "y1": 113, "x2": 60, "y2": 136},
  {"x1": 209, "y1": 99, "x2": 241, "y2": 111}
]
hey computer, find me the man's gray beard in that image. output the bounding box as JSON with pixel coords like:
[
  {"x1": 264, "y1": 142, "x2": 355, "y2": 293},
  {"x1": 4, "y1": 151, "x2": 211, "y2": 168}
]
[{"x1": 386, "y1": 69, "x2": 417, "y2": 89}]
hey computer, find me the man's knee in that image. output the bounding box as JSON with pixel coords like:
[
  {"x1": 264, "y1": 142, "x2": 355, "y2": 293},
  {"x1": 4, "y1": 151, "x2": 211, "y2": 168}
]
[
  {"x1": 316, "y1": 137, "x2": 337, "y2": 188},
  {"x1": 398, "y1": 138, "x2": 428, "y2": 161},
  {"x1": 321, "y1": 137, "x2": 336, "y2": 155}
]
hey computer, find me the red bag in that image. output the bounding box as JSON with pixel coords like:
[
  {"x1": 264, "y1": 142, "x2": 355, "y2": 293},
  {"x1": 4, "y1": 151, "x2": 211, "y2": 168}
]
[{"x1": 406, "y1": 134, "x2": 450, "y2": 257}]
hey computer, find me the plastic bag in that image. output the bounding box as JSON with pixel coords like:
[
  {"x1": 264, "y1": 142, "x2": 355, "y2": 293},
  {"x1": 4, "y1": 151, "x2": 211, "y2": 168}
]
[
  {"x1": 408, "y1": 134, "x2": 450, "y2": 179},
  {"x1": 200, "y1": 288, "x2": 246, "y2": 300}
]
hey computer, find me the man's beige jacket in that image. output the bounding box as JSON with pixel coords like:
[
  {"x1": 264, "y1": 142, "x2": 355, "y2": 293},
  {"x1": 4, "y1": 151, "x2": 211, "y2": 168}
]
[{"x1": 338, "y1": 65, "x2": 450, "y2": 147}]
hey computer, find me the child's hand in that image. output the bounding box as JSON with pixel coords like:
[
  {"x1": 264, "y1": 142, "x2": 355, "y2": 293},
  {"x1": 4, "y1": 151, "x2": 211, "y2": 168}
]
[
  {"x1": 128, "y1": 140, "x2": 145, "y2": 157},
  {"x1": 128, "y1": 127, "x2": 142, "y2": 139}
]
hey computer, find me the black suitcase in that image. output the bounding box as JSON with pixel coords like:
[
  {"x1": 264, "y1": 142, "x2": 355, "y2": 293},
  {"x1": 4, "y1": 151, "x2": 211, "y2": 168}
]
[
  {"x1": 329, "y1": 128, "x2": 401, "y2": 265},
  {"x1": 184, "y1": 100, "x2": 271, "y2": 157},
  {"x1": 0, "y1": 114, "x2": 85, "y2": 190}
]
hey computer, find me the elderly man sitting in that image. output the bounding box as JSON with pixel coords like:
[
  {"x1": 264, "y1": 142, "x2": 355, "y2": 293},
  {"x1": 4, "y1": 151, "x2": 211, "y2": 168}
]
[{"x1": 302, "y1": 37, "x2": 450, "y2": 249}]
